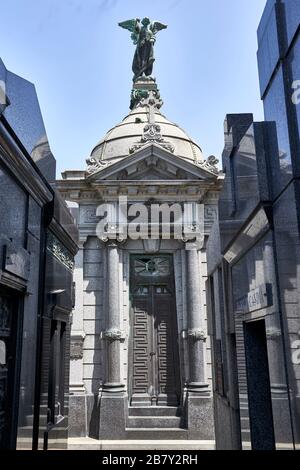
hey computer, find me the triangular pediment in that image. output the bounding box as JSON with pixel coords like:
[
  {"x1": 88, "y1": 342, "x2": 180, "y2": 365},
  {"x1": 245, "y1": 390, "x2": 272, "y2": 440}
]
[{"x1": 86, "y1": 143, "x2": 219, "y2": 182}]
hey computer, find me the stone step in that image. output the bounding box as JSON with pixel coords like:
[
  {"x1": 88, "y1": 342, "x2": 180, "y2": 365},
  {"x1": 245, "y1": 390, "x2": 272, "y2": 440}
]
[
  {"x1": 24, "y1": 415, "x2": 35, "y2": 426},
  {"x1": 17, "y1": 426, "x2": 66, "y2": 439},
  {"x1": 128, "y1": 406, "x2": 182, "y2": 417},
  {"x1": 127, "y1": 416, "x2": 184, "y2": 429},
  {"x1": 125, "y1": 428, "x2": 188, "y2": 440},
  {"x1": 68, "y1": 437, "x2": 216, "y2": 450}
]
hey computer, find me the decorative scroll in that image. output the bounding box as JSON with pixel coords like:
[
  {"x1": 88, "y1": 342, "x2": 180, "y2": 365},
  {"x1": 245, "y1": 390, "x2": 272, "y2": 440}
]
[
  {"x1": 195, "y1": 155, "x2": 220, "y2": 175},
  {"x1": 86, "y1": 156, "x2": 113, "y2": 175}
]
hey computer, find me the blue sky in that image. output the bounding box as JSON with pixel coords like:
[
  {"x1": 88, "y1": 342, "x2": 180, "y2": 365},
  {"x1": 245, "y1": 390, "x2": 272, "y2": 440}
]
[{"x1": 0, "y1": 0, "x2": 266, "y2": 176}]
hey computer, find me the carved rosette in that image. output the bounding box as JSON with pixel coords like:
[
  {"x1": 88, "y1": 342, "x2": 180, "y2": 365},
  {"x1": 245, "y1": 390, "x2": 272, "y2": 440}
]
[
  {"x1": 101, "y1": 329, "x2": 126, "y2": 342},
  {"x1": 188, "y1": 328, "x2": 207, "y2": 342}
]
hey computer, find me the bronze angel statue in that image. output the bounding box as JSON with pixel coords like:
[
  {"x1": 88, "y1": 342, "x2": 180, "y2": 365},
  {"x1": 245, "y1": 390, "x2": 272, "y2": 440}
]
[{"x1": 119, "y1": 17, "x2": 167, "y2": 81}]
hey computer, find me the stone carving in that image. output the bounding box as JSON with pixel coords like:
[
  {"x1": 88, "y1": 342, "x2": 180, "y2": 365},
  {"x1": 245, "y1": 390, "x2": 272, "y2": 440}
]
[
  {"x1": 47, "y1": 232, "x2": 74, "y2": 270},
  {"x1": 86, "y1": 156, "x2": 113, "y2": 175},
  {"x1": 188, "y1": 328, "x2": 207, "y2": 342},
  {"x1": 195, "y1": 155, "x2": 220, "y2": 175},
  {"x1": 144, "y1": 123, "x2": 162, "y2": 141},
  {"x1": 130, "y1": 123, "x2": 175, "y2": 154},
  {"x1": 119, "y1": 18, "x2": 167, "y2": 81},
  {"x1": 130, "y1": 86, "x2": 163, "y2": 110},
  {"x1": 101, "y1": 329, "x2": 126, "y2": 342},
  {"x1": 70, "y1": 340, "x2": 84, "y2": 359},
  {"x1": 81, "y1": 207, "x2": 99, "y2": 224},
  {"x1": 205, "y1": 207, "x2": 217, "y2": 220}
]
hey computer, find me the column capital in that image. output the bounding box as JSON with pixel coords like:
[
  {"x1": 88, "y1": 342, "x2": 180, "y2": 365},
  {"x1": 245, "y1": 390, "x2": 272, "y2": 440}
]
[
  {"x1": 182, "y1": 238, "x2": 204, "y2": 251},
  {"x1": 102, "y1": 238, "x2": 126, "y2": 248},
  {"x1": 101, "y1": 328, "x2": 126, "y2": 342},
  {"x1": 188, "y1": 328, "x2": 207, "y2": 342},
  {"x1": 78, "y1": 235, "x2": 88, "y2": 248}
]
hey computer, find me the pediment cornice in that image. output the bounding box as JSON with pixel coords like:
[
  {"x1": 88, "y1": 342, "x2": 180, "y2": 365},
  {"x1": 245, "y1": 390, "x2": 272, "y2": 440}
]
[
  {"x1": 86, "y1": 144, "x2": 220, "y2": 182},
  {"x1": 57, "y1": 144, "x2": 223, "y2": 203}
]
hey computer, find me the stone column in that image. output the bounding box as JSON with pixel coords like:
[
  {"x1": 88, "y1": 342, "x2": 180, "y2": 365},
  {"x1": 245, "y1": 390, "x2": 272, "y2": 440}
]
[
  {"x1": 263, "y1": 239, "x2": 294, "y2": 443},
  {"x1": 99, "y1": 240, "x2": 127, "y2": 439},
  {"x1": 186, "y1": 248, "x2": 209, "y2": 396},
  {"x1": 69, "y1": 239, "x2": 87, "y2": 438},
  {"x1": 69, "y1": 240, "x2": 86, "y2": 394},
  {"x1": 102, "y1": 240, "x2": 125, "y2": 393},
  {"x1": 185, "y1": 246, "x2": 213, "y2": 440}
]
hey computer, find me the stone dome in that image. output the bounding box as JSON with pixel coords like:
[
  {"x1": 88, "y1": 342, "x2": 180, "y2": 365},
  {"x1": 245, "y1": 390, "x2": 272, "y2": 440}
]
[{"x1": 90, "y1": 105, "x2": 203, "y2": 164}]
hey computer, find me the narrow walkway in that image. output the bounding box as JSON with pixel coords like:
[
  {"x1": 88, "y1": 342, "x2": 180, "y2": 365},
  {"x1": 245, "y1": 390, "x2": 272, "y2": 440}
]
[{"x1": 68, "y1": 437, "x2": 215, "y2": 450}]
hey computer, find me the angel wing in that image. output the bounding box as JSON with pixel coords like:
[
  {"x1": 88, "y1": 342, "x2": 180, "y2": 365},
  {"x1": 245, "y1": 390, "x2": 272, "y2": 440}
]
[
  {"x1": 150, "y1": 21, "x2": 167, "y2": 35},
  {"x1": 119, "y1": 19, "x2": 141, "y2": 44}
]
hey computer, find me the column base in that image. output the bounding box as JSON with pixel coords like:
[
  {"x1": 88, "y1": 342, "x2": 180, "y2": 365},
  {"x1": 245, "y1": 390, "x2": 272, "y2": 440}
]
[
  {"x1": 99, "y1": 393, "x2": 128, "y2": 439},
  {"x1": 69, "y1": 383, "x2": 86, "y2": 395},
  {"x1": 187, "y1": 382, "x2": 211, "y2": 397},
  {"x1": 186, "y1": 395, "x2": 215, "y2": 440},
  {"x1": 102, "y1": 383, "x2": 126, "y2": 395}
]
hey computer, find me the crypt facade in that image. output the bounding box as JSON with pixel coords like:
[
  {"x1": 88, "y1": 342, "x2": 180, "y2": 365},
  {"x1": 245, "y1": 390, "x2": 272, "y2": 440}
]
[{"x1": 57, "y1": 46, "x2": 223, "y2": 439}]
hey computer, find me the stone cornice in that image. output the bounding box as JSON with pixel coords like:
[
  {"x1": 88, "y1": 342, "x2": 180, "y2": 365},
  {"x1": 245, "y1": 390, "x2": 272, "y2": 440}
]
[{"x1": 57, "y1": 179, "x2": 223, "y2": 203}]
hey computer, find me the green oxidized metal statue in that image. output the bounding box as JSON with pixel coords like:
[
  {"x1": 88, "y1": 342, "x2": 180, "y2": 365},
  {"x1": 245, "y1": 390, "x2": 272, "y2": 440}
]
[{"x1": 119, "y1": 17, "x2": 167, "y2": 81}]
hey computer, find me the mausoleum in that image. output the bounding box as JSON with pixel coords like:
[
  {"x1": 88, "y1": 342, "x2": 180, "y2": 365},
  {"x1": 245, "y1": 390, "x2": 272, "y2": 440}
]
[{"x1": 57, "y1": 19, "x2": 223, "y2": 440}]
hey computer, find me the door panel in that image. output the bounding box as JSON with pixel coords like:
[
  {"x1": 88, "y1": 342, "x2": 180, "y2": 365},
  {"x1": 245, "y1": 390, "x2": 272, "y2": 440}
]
[
  {"x1": 130, "y1": 255, "x2": 180, "y2": 406},
  {"x1": 132, "y1": 300, "x2": 151, "y2": 397}
]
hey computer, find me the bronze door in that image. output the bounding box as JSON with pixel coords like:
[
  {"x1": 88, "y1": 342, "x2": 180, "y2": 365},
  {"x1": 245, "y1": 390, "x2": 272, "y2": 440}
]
[{"x1": 130, "y1": 255, "x2": 180, "y2": 406}]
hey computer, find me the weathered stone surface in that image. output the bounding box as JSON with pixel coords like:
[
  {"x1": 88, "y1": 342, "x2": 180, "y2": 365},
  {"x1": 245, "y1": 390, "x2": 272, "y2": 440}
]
[
  {"x1": 69, "y1": 395, "x2": 87, "y2": 438},
  {"x1": 99, "y1": 396, "x2": 127, "y2": 439},
  {"x1": 187, "y1": 397, "x2": 214, "y2": 440}
]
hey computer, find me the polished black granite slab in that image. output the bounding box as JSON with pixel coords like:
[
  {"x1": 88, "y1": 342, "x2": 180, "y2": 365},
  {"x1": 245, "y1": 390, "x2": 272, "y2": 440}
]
[{"x1": 0, "y1": 57, "x2": 56, "y2": 181}]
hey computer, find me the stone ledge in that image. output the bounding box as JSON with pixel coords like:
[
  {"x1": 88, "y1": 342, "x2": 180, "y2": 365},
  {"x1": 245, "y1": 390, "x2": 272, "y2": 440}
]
[{"x1": 68, "y1": 437, "x2": 215, "y2": 450}]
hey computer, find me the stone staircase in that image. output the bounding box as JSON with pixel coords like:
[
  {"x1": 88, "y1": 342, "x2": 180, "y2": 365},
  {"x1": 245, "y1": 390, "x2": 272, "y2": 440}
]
[
  {"x1": 17, "y1": 404, "x2": 68, "y2": 449},
  {"x1": 126, "y1": 406, "x2": 188, "y2": 440}
]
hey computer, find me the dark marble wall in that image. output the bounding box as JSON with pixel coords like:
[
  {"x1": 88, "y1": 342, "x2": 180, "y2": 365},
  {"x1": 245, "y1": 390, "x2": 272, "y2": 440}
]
[
  {"x1": 207, "y1": 112, "x2": 298, "y2": 450},
  {"x1": 0, "y1": 56, "x2": 78, "y2": 450},
  {"x1": 257, "y1": 0, "x2": 300, "y2": 448},
  {"x1": 1, "y1": 60, "x2": 56, "y2": 182}
]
